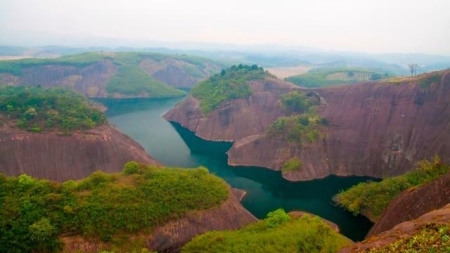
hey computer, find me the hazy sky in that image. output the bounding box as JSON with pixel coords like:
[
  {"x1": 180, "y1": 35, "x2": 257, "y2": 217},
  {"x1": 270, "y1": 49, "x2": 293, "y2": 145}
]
[{"x1": 1, "y1": 0, "x2": 449, "y2": 54}]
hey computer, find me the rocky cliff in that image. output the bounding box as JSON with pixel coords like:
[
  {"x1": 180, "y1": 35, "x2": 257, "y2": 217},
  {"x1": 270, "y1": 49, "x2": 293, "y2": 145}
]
[
  {"x1": 366, "y1": 171, "x2": 450, "y2": 237},
  {"x1": 0, "y1": 124, "x2": 158, "y2": 181},
  {"x1": 165, "y1": 70, "x2": 450, "y2": 181}
]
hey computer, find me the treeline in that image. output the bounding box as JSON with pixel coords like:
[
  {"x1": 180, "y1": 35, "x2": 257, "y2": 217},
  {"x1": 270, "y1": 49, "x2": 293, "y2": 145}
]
[
  {"x1": 0, "y1": 162, "x2": 229, "y2": 252},
  {"x1": 191, "y1": 64, "x2": 272, "y2": 113},
  {"x1": 0, "y1": 86, "x2": 106, "y2": 133}
]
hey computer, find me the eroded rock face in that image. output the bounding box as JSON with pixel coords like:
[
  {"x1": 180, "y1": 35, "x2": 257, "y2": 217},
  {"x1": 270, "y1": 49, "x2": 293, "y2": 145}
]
[
  {"x1": 367, "y1": 171, "x2": 450, "y2": 237},
  {"x1": 146, "y1": 188, "x2": 257, "y2": 252},
  {"x1": 0, "y1": 124, "x2": 158, "y2": 181},
  {"x1": 165, "y1": 70, "x2": 450, "y2": 181},
  {"x1": 164, "y1": 78, "x2": 296, "y2": 141},
  {"x1": 339, "y1": 203, "x2": 450, "y2": 252}
]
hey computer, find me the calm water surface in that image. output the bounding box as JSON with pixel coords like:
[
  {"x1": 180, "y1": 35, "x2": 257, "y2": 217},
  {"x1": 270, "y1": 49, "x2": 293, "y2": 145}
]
[{"x1": 97, "y1": 97, "x2": 374, "y2": 241}]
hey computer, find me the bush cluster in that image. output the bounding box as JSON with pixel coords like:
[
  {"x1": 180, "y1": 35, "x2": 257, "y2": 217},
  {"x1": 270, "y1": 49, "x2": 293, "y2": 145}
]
[
  {"x1": 334, "y1": 156, "x2": 450, "y2": 221},
  {"x1": 191, "y1": 64, "x2": 272, "y2": 113},
  {"x1": 182, "y1": 209, "x2": 351, "y2": 252},
  {"x1": 0, "y1": 86, "x2": 106, "y2": 133},
  {"x1": 0, "y1": 162, "x2": 229, "y2": 252}
]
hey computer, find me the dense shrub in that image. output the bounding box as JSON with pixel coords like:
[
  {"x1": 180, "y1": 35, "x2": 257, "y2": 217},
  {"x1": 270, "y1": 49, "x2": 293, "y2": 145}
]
[
  {"x1": 182, "y1": 209, "x2": 351, "y2": 253},
  {"x1": 191, "y1": 64, "x2": 272, "y2": 113},
  {"x1": 334, "y1": 156, "x2": 450, "y2": 221},
  {"x1": 268, "y1": 114, "x2": 326, "y2": 144},
  {"x1": 367, "y1": 223, "x2": 450, "y2": 252},
  {"x1": 0, "y1": 86, "x2": 106, "y2": 132},
  {"x1": 0, "y1": 163, "x2": 229, "y2": 252}
]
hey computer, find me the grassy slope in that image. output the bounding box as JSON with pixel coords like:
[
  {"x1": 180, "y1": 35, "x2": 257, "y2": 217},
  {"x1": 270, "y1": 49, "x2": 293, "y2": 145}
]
[
  {"x1": 0, "y1": 86, "x2": 106, "y2": 133},
  {"x1": 182, "y1": 209, "x2": 351, "y2": 253},
  {"x1": 286, "y1": 67, "x2": 392, "y2": 88},
  {"x1": 0, "y1": 52, "x2": 227, "y2": 98},
  {"x1": 367, "y1": 223, "x2": 450, "y2": 253},
  {"x1": 334, "y1": 157, "x2": 449, "y2": 221},
  {"x1": 0, "y1": 162, "x2": 229, "y2": 252},
  {"x1": 191, "y1": 64, "x2": 272, "y2": 114}
]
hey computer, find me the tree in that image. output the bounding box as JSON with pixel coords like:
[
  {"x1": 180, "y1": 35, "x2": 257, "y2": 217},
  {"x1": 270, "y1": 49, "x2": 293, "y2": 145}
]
[{"x1": 408, "y1": 63, "x2": 419, "y2": 76}]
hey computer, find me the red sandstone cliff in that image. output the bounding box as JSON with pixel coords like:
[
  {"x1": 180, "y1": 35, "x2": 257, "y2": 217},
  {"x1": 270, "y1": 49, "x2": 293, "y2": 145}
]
[
  {"x1": 164, "y1": 70, "x2": 450, "y2": 181},
  {"x1": 0, "y1": 124, "x2": 158, "y2": 181},
  {"x1": 366, "y1": 171, "x2": 450, "y2": 237}
]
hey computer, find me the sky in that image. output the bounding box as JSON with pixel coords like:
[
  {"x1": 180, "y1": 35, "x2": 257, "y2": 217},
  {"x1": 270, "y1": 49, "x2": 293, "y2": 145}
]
[{"x1": 1, "y1": 0, "x2": 450, "y2": 55}]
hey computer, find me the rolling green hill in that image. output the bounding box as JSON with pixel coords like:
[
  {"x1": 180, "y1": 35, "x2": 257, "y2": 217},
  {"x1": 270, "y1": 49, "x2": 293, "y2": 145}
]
[
  {"x1": 0, "y1": 52, "x2": 226, "y2": 98},
  {"x1": 286, "y1": 67, "x2": 393, "y2": 88}
]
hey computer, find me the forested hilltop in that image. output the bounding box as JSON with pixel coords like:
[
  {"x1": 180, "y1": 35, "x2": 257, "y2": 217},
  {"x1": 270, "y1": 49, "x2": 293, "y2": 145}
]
[
  {"x1": 0, "y1": 52, "x2": 225, "y2": 98},
  {"x1": 0, "y1": 86, "x2": 106, "y2": 133}
]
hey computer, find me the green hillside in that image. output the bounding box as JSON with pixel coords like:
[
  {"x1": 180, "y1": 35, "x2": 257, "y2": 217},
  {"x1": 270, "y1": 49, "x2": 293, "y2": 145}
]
[
  {"x1": 0, "y1": 162, "x2": 228, "y2": 252},
  {"x1": 191, "y1": 64, "x2": 273, "y2": 113},
  {"x1": 334, "y1": 156, "x2": 449, "y2": 221},
  {"x1": 0, "y1": 52, "x2": 226, "y2": 98},
  {"x1": 182, "y1": 209, "x2": 351, "y2": 253},
  {"x1": 286, "y1": 67, "x2": 392, "y2": 88},
  {"x1": 0, "y1": 86, "x2": 106, "y2": 133}
]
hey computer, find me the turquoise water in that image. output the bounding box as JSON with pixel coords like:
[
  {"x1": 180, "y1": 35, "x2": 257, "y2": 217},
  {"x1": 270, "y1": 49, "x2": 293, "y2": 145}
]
[{"x1": 97, "y1": 97, "x2": 374, "y2": 241}]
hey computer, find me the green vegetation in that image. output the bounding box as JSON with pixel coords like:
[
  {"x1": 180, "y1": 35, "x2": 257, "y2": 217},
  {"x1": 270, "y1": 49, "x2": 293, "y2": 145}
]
[
  {"x1": 191, "y1": 64, "x2": 272, "y2": 113},
  {"x1": 282, "y1": 157, "x2": 303, "y2": 173},
  {"x1": 418, "y1": 71, "x2": 441, "y2": 88},
  {"x1": 105, "y1": 64, "x2": 185, "y2": 97},
  {"x1": 0, "y1": 162, "x2": 229, "y2": 252},
  {"x1": 0, "y1": 51, "x2": 227, "y2": 98},
  {"x1": 281, "y1": 90, "x2": 317, "y2": 113},
  {"x1": 287, "y1": 68, "x2": 391, "y2": 88},
  {"x1": 368, "y1": 223, "x2": 450, "y2": 253},
  {"x1": 334, "y1": 156, "x2": 450, "y2": 221},
  {"x1": 0, "y1": 86, "x2": 106, "y2": 132},
  {"x1": 268, "y1": 114, "x2": 326, "y2": 143},
  {"x1": 268, "y1": 91, "x2": 326, "y2": 144},
  {"x1": 182, "y1": 209, "x2": 351, "y2": 253}
]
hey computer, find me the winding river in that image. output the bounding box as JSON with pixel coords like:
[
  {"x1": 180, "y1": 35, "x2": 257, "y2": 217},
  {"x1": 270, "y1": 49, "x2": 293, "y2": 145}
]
[{"x1": 96, "y1": 97, "x2": 374, "y2": 241}]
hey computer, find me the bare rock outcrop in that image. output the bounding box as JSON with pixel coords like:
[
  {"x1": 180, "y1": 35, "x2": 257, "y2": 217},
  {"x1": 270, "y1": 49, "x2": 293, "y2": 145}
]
[
  {"x1": 366, "y1": 171, "x2": 450, "y2": 237},
  {"x1": 146, "y1": 188, "x2": 257, "y2": 252},
  {"x1": 0, "y1": 124, "x2": 158, "y2": 181},
  {"x1": 165, "y1": 70, "x2": 450, "y2": 181}
]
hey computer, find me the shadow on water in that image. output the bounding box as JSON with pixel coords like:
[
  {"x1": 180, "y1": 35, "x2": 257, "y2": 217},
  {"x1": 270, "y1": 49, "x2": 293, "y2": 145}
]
[
  {"x1": 170, "y1": 121, "x2": 375, "y2": 241},
  {"x1": 101, "y1": 97, "x2": 375, "y2": 242}
]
